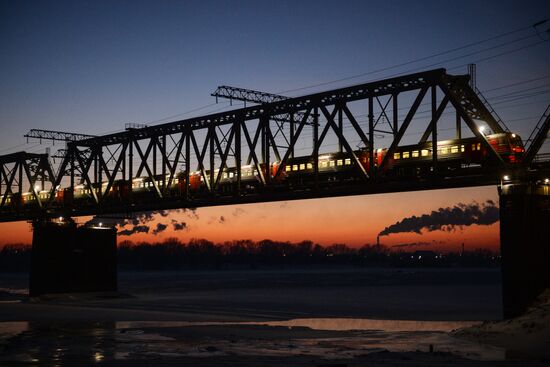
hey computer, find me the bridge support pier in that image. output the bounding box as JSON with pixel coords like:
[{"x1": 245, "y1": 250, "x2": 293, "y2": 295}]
[
  {"x1": 499, "y1": 182, "x2": 550, "y2": 319},
  {"x1": 29, "y1": 220, "x2": 117, "y2": 297}
]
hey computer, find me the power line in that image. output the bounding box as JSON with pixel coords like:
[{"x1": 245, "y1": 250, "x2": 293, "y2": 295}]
[
  {"x1": 397, "y1": 37, "x2": 545, "y2": 78},
  {"x1": 276, "y1": 20, "x2": 545, "y2": 95},
  {"x1": 447, "y1": 39, "x2": 547, "y2": 72},
  {"x1": 482, "y1": 74, "x2": 550, "y2": 93}
]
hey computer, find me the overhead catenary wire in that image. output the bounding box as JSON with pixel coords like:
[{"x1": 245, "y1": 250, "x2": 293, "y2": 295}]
[{"x1": 276, "y1": 19, "x2": 547, "y2": 95}]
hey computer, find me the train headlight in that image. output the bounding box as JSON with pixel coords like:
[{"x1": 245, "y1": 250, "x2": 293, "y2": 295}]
[
  {"x1": 545, "y1": 178, "x2": 549, "y2": 184},
  {"x1": 478, "y1": 126, "x2": 486, "y2": 134},
  {"x1": 503, "y1": 175, "x2": 510, "y2": 181}
]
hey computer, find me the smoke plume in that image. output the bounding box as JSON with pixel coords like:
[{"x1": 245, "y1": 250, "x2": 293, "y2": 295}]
[
  {"x1": 379, "y1": 200, "x2": 499, "y2": 237},
  {"x1": 172, "y1": 220, "x2": 188, "y2": 231},
  {"x1": 85, "y1": 208, "x2": 196, "y2": 237},
  {"x1": 118, "y1": 225, "x2": 150, "y2": 236},
  {"x1": 152, "y1": 223, "x2": 168, "y2": 235}
]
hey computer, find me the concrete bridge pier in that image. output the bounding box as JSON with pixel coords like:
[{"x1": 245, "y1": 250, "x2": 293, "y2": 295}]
[
  {"x1": 30, "y1": 219, "x2": 117, "y2": 297},
  {"x1": 499, "y1": 181, "x2": 550, "y2": 319}
]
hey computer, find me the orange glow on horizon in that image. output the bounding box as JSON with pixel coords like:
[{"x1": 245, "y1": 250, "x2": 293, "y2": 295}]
[{"x1": 0, "y1": 186, "x2": 500, "y2": 252}]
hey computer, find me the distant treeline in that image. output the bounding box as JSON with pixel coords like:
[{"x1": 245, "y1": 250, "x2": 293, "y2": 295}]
[{"x1": 0, "y1": 239, "x2": 500, "y2": 272}]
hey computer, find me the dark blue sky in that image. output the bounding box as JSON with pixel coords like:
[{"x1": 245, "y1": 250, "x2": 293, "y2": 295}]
[{"x1": 1, "y1": 0, "x2": 549, "y2": 152}]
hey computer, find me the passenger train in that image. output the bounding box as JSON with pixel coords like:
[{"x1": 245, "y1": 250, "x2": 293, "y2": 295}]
[{"x1": 3, "y1": 132, "x2": 525, "y2": 207}]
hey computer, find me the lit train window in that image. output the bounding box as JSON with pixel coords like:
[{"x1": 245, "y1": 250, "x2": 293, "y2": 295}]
[
  {"x1": 175, "y1": 179, "x2": 179, "y2": 184},
  {"x1": 229, "y1": 172, "x2": 234, "y2": 178},
  {"x1": 320, "y1": 161, "x2": 328, "y2": 168},
  {"x1": 307, "y1": 163, "x2": 313, "y2": 169},
  {"x1": 337, "y1": 159, "x2": 343, "y2": 166},
  {"x1": 299, "y1": 163, "x2": 306, "y2": 170},
  {"x1": 412, "y1": 151, "x2": 419, "y2": 158},
  {"x1": 471, "y1": 144, "x2": 476, "y2": 151},
  {"x1": 421, "y1": 149, "x2": 429, "y2": 157},
  {"x1": 450, "y1": 146, "x2": 459, "y2": 153},
  {"x1": 292, "y1": 164, "x2": 298, "y2": 171},
  {"x1": 345, "y1": 158, "x2": 351, "y2": 165},
  {"x1": 402, "y1": 152, "x2": 410, "y2": 159},
  {"x1": 285, "y1": 165, "x2": 291, "y2": 172},
  {"x1": 461, "y1": 145, "x2": 465, "y2": 152},
  {"x1": 441, "y1": 147, "x2": 449, "y2": 154},
  {"x1": 394, "y1": 152, "x2": 400, "y2": 159},
  {"x1": 223, "y1": 173, "x2": 228, "y2": 179},
  {"x1": 477, "y1": 143, "x2": 481, "y2": 150}
]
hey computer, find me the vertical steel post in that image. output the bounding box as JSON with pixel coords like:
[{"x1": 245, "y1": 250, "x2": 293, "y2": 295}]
[
  {"x1": 393, "y1": 93, "x2": 398, "y2": 136},
  {"x1": 290, "y1": 113, "x2": 295, "y2": 159},
  {"x1": 432, "y1": 86, "x2": 438, "y2": 175},
  {"x1": 338, "y1": 106, "x2": 343, "y2": 153},
  {"x1": 264, "y1": 116, "x2": 270, "y2": 184},
  {"x1": 121, "y1": 146, "x2": 126, "y2": 184},
  {"x1": 185, "y1": 130, "x2": 190, "y2": 200},
  {"x1": 152, "y1": 138, "x2": 157, "y2": 178},
  {"x1": 261, "y1": 117, "x2": 266, "y2": 164},
  {"x1": 129, "y1": 141, "x2": 133, "y2": 183},
  {"x1": 313, "y1": 106, "x2": 319, "y2": 188},
  {"x1": 18, "y1": 161, "x2": 23, "y2": 194},
  {"x1": 162, "y1": 135, "x2": 167, "y2": 190},
  {"x1": 368, "y1": 97, "x2": 375, "y2": 175},
  {"x1": 209, "y1": 126, "x2": 215, "y2": 191},
  {"x1": 98, "y1": 147, "x2": 103, "y2": 199},
  {"x1": 235, "y1": 119, "x2": 241, "y2": 195}
]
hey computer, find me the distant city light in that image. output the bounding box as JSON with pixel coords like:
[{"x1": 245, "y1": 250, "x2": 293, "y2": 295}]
[
  {"x1": 545, "y1": 178, "x2": 549, "y2": 184},
  {"x1": 58, "y1": 216, "x2": 63, "y2": 221},
  {"x1": 503, "y1": 175, "x2": 510, "y2": 181},
  {"x1": 99, "y1": 222, "x2": 103, "y2": 227}
]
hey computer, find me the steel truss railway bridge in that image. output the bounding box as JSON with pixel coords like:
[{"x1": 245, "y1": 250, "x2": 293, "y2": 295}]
[
  {"x1": 1, "y1": 68, "x2": 549, "y2": 316},
  {"x1": 1, "y1": 68, "x2": 549, "y2": 222}
]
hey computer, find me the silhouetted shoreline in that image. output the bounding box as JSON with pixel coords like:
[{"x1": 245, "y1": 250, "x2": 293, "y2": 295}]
[{"x1": 0, "y1": 238, "x2": 500, "y2": 272}]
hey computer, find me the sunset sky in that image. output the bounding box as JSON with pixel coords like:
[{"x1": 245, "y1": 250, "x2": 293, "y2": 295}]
[
  {"x1": 1, "y1": 1, "x2": 548, "y2": 252},
  {"x1": 0, "y1": 185, "x2": 500, "y2": 252}
]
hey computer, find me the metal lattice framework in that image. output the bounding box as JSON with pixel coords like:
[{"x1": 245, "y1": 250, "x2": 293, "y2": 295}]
[
  {"x1": 212, "y1": 85, "x2": 289, "y2": 105},
  {"x1": 24, "y1": 129, "x2": 96, "y2": 143},
  {"x1": 0, "y1": 152, "x2": 55, "y2": 216},
  {"x1": 2, "y1": 68, "x2": 548, "y2": 222}
]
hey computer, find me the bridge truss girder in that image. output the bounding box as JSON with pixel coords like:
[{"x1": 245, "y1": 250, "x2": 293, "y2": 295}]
[{"x1": 0, "y1": 68, "x2": 521, "y2": 221}]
